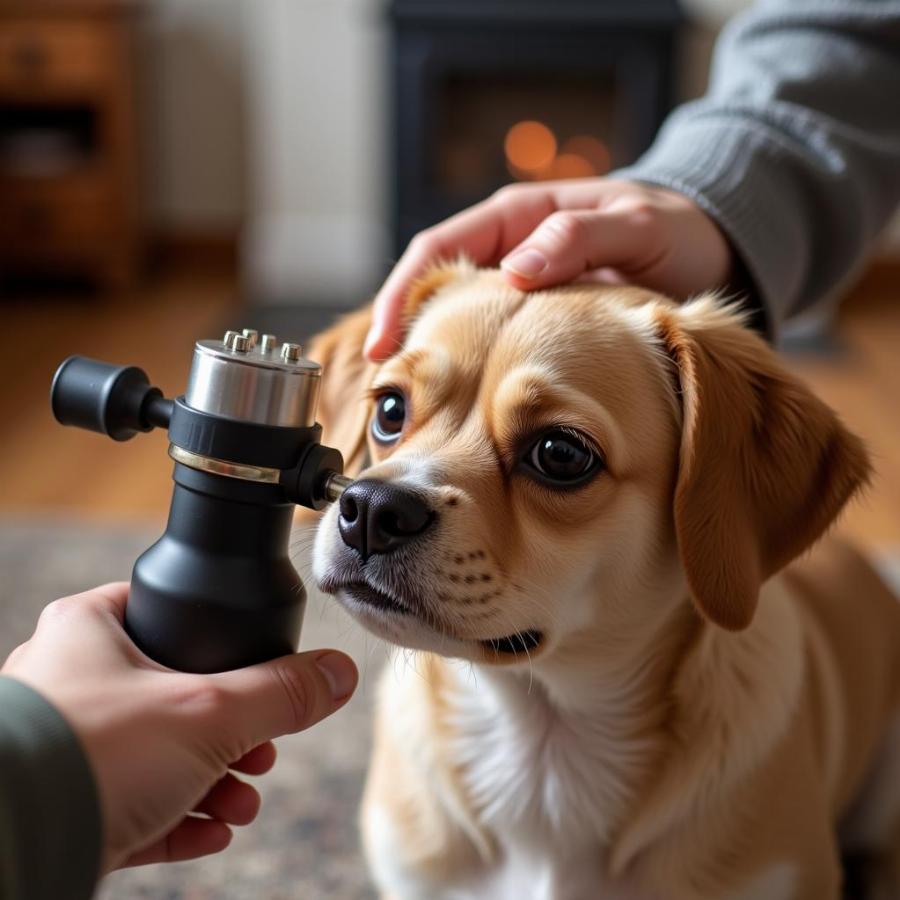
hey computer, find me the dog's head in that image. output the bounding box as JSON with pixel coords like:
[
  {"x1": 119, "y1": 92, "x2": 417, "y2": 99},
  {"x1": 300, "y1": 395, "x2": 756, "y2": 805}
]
[{"x1": 311, "y1": 262, "x2": 869, "y2": 665}]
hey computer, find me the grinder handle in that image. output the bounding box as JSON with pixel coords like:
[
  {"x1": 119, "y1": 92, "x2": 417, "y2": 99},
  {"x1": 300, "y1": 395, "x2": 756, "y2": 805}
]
[{"x1": 51, "y1": 356, "x2": 170, "y2": 442}]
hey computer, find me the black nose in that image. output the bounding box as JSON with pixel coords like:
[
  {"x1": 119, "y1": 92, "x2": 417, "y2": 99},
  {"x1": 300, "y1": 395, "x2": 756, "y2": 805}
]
[{"x1": 338, "y1": 479, "x2": 435, "y2": 560}]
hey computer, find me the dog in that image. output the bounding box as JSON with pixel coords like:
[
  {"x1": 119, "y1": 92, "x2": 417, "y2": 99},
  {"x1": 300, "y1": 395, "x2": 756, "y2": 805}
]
[{"x1": 306, "y1": 261, "x2": 900, "y2": 899}]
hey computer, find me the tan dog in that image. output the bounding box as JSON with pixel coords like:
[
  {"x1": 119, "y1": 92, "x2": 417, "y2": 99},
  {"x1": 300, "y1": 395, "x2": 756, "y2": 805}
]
[{"x1": 307, "y1": 262, "x2": 900, "y2": 899}]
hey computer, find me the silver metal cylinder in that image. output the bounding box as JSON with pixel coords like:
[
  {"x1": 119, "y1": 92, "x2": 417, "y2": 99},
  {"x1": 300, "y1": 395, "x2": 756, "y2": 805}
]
[
  {"x1": 185, "y1": 331, "x2": 321, "y2": 428},
  {"x1": 323, "y1": 473, "x2": 353, "y2": 503}
]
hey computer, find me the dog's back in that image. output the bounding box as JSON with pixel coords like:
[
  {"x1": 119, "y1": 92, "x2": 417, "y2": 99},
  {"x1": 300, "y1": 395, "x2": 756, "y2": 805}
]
[{"x1": 785, "y1": 538, "x2": 900, "y2": 896}]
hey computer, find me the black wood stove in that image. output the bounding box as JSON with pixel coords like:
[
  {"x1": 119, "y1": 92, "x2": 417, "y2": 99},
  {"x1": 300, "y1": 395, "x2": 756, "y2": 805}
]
[{"x1": 389, "y1": 0, "x2": 682, "y2": 255}]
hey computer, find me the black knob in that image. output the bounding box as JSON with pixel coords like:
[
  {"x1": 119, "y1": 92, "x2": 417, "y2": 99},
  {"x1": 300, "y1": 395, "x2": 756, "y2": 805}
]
[{"x1": 50, "y1": 356, "x2": 166, "y2": 442}]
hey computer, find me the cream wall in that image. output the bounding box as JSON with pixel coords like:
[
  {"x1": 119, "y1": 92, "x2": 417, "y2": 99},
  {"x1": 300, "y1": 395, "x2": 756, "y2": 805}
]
[
  {"x1": 241, "y1": 0, "x2": 389, "y2": 303},
  {"x1": 139, "y1": 0, "x2": 248, "y2": 232},
  {"x1": 140, "y1": 0, "x2": 898, "y2": 297}
]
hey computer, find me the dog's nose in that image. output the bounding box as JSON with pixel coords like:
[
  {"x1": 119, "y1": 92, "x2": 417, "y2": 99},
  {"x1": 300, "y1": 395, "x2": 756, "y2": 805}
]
[{"x1": 338, "y1": 479, "x2": 435, "y2": 559}]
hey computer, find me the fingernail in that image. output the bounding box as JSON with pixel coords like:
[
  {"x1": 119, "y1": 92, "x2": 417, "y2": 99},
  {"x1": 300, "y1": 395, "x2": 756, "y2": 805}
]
[
  {"x1": 315, "y1": 652, "x2": 357, "y2": 701},
  {"x1": 501, "y1": 248, "x2": 548, "y2": 280}
]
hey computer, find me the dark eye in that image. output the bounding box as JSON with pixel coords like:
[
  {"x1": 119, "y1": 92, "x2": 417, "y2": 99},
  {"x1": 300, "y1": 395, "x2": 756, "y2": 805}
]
[
  {"x1": 525, "y1": 430, "x2": 601, "y2": 485},
  {"x1": 372, "y1": 392, "x2": 406, "y2": 442}
]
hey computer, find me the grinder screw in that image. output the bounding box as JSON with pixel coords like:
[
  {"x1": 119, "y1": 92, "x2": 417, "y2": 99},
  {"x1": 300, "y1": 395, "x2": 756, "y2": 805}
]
[
  {"x1": 224, "y1": 331, "x2": 250, "y2": 352},
  {"x1": 281, "y1": 342, "x2": 302, "y2": 362}
]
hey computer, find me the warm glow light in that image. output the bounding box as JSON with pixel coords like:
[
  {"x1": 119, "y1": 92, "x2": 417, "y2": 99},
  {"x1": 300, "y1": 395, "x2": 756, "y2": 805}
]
[
  {"x1": 561, "y1": 135, "x2": 611, "y2": 175},
  {"x1": 549, "y1": 153, "x2": 596, "y2": 179},
  {"x1": 504, "y1": 126, "x2": 611, "y2": 183},
  {"x1": 504, "y1": 120, "x2": 557, "y2": 175}
]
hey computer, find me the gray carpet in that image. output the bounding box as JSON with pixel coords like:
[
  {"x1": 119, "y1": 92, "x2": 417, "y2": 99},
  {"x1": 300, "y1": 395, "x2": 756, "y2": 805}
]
[
  {"x1": 4, "y1": 519, "x2": 899, "y2": 900},
  {"x1": 0, "y1": 519, "x2": 387, "y2": 900}
]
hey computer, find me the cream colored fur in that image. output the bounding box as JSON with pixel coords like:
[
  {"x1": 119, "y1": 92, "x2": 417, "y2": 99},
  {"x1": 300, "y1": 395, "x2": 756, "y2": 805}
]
[{"x1": 306, "y1": 266, "x2": 900, "y2": 899}]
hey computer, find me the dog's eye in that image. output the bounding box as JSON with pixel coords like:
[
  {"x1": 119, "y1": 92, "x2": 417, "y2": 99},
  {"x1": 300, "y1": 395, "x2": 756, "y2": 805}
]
[
  {"x1": 525, "y1": 430, "x2": 600, "y2": 485},
  {"x1": 372, "y1": 392, "x2": 406, "y2": 443}
]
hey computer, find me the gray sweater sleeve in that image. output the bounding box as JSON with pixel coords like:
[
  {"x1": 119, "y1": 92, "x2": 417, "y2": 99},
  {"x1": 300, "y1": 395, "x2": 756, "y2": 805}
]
[
  {"x1": 0, "y1": 676, "x2": 101, "y2": 900},
  {"x1": 612, "y1": 0, "x2": 900, "y2": 334}
]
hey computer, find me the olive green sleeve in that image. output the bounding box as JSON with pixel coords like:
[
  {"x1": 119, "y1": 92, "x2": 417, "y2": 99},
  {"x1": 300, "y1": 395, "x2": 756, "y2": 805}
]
[{"x1": 0, "y1": 676, "x2": 101, "y2": 900}]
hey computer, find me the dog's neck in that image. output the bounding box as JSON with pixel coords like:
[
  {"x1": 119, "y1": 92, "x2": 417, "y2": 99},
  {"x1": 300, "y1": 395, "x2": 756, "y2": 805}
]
[
  {"x1": 440, "y1": 593, "x2": 698, "y2": 850},
  {"x1": 437, "y1": 576, "x2": 805, "y2": 869}
]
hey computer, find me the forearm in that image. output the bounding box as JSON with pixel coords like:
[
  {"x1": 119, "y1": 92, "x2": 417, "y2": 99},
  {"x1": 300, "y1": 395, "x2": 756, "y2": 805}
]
[
  {"x1": 0, "y1": 677, "x2": 100, "y2": 900},
  {"x1": 614, "y1": 0, "x2": 900, "y2": 333}
]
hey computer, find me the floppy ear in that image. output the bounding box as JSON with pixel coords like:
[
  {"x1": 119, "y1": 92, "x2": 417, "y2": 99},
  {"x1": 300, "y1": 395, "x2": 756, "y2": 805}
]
[
  {"x1": 656, "y1": 298, "x2": 870, "y2": 631},
  {"x1": 306, "y1": 305, "x2": 377, "y2": 478}
]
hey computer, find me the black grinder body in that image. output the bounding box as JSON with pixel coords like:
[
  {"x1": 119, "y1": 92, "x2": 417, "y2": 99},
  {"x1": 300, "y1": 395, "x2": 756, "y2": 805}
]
[
  {"x1": 129, "y1": 466, "x2": 305, "y2": 672},
  {"x1": 51, "y1": 330, "x2": 348, "y2": 674}
]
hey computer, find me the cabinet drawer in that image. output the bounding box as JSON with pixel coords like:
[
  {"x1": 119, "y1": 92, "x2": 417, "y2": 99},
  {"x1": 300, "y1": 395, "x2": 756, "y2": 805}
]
[
  {"x1": 0, "y1": 176, "x2": 113, "y2": 251},
  {"x1": 0, "y1": 22, "x2": 114, "y2": 97}
]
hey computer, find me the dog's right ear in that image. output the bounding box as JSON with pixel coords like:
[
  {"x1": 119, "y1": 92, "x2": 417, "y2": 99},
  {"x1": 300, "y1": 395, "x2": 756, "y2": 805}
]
[
  {"x1": 306, "y1": 305, "x2": 377, "y2": 478},
  {"x1": 657, "y1": 297, "x2": 870, "y2": 631}
]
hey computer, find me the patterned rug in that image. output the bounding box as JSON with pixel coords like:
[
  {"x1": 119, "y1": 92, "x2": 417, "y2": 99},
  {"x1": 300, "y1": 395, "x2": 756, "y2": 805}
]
[{"x1": 0, "y1": 519, "x2": 384, "y2": 900}]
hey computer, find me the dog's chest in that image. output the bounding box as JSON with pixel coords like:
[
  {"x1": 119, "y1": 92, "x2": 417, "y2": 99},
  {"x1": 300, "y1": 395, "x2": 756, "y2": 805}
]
[
  {"x1": 446, "y1": 666, "x2": 657, "y2": 849},
  {"x1": 458, "y1": 843, "x2": 649, "y2": 900}
]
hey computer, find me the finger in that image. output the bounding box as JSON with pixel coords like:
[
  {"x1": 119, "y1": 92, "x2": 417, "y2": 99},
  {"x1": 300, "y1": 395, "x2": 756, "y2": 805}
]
[
  {"x1": 212, "y1": 649, "x2": 358, "y2": 748},
  {"x1": 57, "y1": 581, "x2": 174, "y2": 671},
  {"x1": 49, "y1": 582, "x2": 130, "y2": 623},
  {"x1": 573, "y1": 267, "x2": 630, "y2": 287},
  {"x1": 31, "y1": 583, "x2": 131, "y2": 653},
  {"x1": 230, "y1": 741, "x2": 277, "y2": 776},
  {"x1": 122, "y1": 816, "x2": 232, "y2": 867},
  {"x1": 499, "y1": 208, "x2": 660, "y2": 291},
  {"x1": 194, "y1": 773, "x2": 261, "y2": 826},
  {"x1": 365, "y1": 188, "x2": 558, "y2": 361}
]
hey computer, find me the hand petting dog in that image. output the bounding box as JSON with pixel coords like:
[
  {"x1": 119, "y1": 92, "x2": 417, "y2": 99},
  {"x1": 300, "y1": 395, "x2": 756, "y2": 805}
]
[{"x1": 365, "y1": 178, "x2": 733, "y2": 360}]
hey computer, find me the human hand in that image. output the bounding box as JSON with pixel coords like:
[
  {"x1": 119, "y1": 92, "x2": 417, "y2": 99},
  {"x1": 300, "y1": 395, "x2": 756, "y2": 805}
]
[
  {"x1": 2, "y1": 583, "x2": 357, "y2": 873},
  {"x1": 365, "y1": 178, "x2": 733, "y2": 360}
]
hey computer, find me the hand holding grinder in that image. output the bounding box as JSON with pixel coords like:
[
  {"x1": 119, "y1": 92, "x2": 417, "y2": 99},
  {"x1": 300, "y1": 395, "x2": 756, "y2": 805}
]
[{"x1": 50, "y1": 329, "x2": 352, "y2": 674}]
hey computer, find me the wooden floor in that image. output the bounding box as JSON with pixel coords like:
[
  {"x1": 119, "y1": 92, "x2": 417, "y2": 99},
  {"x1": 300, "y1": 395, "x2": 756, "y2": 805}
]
[
  {"x1": 0, "y1": 265, "x2": 240, "y2": 529},
  {"x1": 784, "y1": 264, "x2": 900, "y2": 548},
  {"x1": 0, "y1": 261, "x2": 898, "y2": 548}
]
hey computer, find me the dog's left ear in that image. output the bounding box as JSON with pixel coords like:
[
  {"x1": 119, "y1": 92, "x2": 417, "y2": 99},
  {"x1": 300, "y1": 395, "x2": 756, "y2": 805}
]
[
  {"x1": 306, "y1": 305, "x2": 376, "y2": 478},
  {"x1": 304, "y1": 259, "x2": 471, "y2": 477},
  {"x1": 657, "y1": 298, "x2": 870, "y2": 631}
]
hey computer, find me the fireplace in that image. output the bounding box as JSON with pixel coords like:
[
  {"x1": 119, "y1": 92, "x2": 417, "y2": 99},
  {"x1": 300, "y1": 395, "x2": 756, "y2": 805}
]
[{"x1": 389, "y1": 0, "x2": 682, "y2": 255}]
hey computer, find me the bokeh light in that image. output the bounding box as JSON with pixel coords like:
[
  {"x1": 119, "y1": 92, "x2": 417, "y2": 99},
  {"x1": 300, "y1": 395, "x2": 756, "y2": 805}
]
[
  {"x1": 560, "y1": 135, "x2": 611, "y2": 175},
  {"x1": 504, "y1": 124, "x2": 611, "y2": 182},
  {"x1": 504, "y1": 120, "x2": 557, "y2": 178}
]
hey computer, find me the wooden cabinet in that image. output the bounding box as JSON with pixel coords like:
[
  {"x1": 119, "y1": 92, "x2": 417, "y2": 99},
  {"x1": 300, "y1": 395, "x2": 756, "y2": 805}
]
[{"x1": 0, "y1": 0, "x2": 140, "y2": 288}]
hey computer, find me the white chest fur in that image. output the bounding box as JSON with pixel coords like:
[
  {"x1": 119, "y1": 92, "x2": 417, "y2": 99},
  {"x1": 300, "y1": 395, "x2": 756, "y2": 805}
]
[
  {"x1": 444, "y1": 661, "x2": 659, "y2": 849},
  {"x1": 369, "y1": 582, "x2": 805, "y2": 900},
  {"x1": 372, "y1": 656, "x2": 660, "y2": 900}
]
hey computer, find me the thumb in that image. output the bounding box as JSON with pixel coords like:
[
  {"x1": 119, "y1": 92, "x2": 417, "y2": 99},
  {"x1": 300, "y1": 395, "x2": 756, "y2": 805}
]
[
  {"x1": 499, "y1": 209, "x2": 647, "y2": 291},
  {"x1": 213, "y1": 649, "x2": 358, "y2": 747}
]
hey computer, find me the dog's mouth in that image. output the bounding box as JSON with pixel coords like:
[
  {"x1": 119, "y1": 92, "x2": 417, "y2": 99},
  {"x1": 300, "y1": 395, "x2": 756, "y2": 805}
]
[
  {"x1": 340, "y1": 581, "x2": 411, "y2": 616},
  {"x1": 332, "y1": 580, "x2": 544, "y2": 657},
  {"x1": 481, "y1": 629, "x2": 544, "y2": 656}
]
